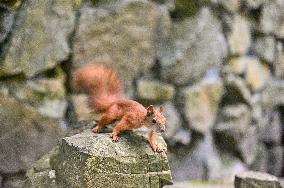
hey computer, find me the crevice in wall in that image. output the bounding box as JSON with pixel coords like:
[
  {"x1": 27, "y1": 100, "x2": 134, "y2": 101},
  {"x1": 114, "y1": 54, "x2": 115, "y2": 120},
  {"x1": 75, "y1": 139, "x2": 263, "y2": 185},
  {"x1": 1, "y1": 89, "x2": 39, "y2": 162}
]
[{"x1": 59, "y1": 3, "x2": 83, "y2": 128}]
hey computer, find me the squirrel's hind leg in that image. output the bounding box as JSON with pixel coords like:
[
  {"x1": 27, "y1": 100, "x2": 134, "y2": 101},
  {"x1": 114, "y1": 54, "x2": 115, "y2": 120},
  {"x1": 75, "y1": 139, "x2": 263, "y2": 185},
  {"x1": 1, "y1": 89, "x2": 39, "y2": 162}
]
[{"x1": 92, "y1": 105, "x2": 120, "y2": 133}]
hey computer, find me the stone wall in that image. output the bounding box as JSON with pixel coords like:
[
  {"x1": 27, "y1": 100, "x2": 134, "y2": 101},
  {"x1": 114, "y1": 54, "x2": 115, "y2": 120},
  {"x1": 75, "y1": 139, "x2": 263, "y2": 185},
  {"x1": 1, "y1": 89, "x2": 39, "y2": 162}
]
[{"x1": 0, "y1": 0, "x2": 284, "y2": 186}]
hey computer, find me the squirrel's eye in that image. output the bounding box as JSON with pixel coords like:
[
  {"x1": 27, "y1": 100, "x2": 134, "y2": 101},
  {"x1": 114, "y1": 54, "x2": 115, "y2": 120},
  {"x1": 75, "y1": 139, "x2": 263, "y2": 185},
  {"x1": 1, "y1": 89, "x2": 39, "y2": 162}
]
[{"x1": 152, "y1": 119, "x2": 156, "y2": 124}]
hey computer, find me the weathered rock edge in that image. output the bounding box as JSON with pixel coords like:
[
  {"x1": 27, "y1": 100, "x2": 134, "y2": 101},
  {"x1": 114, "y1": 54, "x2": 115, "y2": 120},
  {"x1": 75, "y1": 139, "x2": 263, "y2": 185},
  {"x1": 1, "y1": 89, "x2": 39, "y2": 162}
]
[{"x1": 234, "y1": 171, "x2": 283, "y2": 188}]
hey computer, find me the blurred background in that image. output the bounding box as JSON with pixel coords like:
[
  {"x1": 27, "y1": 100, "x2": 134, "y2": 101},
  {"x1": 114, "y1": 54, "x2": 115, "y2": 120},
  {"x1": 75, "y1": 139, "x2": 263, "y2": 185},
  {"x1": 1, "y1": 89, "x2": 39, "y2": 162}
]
[{"x1": 0, "y1": 0, "x2": 284, "y2": 187}]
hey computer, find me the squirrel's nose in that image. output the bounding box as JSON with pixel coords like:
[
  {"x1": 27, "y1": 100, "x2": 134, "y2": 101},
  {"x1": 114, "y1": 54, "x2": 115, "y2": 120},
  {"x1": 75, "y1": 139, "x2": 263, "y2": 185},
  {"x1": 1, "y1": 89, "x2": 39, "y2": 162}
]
[{"x1": 160, "y1": 129, "x2": 165, "y2": 133}]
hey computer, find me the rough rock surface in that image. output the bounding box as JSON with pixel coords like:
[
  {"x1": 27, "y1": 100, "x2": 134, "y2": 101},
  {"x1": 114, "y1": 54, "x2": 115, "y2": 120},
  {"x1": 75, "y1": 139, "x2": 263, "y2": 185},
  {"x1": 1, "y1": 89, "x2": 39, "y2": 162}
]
[
  {"x1": 223, "y1": 74, "x2": 251, "y2": 104},
  {"x1": 223, "y1": 56, "x2": 270, "y2": 93},
  {"x1": 2, "y1": 175, "x2": 26, "y2": 188},
  {"x1": 261, "y1": 109, "x2": 282, "y2": 145},
  {"x1": 179, "y1": 77, "x2": 223, "y2": 134},
  {"x1": 137, "y1": 79, "x2": 175, "y2": 102},
  {"x1": 219, "y1": 0, "x2": 240, "y2": 12},
  {"x1": 252, "y1": 36, "x2": 276, "y2": 64},
  {"x1": 244, "y1": 0, "x2": 267, "y2": 9},
  {"x1": 0, "y1": 70, "x2": 67, "y2": 119},
  {"x1": 260, "y1": 0, "x2": 284, "y2": 39},
  {"x1": 163, "y1": 102, "x2": 190, "y2": 145},
  {"x1": 262, "y1": 80, "x2": 284, "y2": 108},
  {"x1": 73, "y1": 0, "x2": 169, "y2": 96},
  {"x1": 25, "y1": 128, "x2": 173, "y2": 188},
  {"x1": 0, "y1": 4, "x2": 14, "y2": 43},
  {"x1": 245, "y1": 57, "x2": 270, "y2": 92},
  {"x1": 266, "y1": 146, "x2": 284, "y2": 177},
  {"x1": 276, "y1": 43, "x2": 284, "y2": 78},
  {"x1": 213, "y1": 104, "x2": 259, "y2": 165},
  {"x1": 0, "y1": 94, "x2": 65, "y2": 174},
  {"x1": 234, "y1": 171, "x2": 282, "y2": 188},
  {"x1": 0, "y1": 0, "x2": 77, "y2": 77},
  {"x1": 228, "y1": 16, "x2": 251, "y2": 55},
  {"x1": 159, "y1": 8, "x2": 228, "y2": 86}
]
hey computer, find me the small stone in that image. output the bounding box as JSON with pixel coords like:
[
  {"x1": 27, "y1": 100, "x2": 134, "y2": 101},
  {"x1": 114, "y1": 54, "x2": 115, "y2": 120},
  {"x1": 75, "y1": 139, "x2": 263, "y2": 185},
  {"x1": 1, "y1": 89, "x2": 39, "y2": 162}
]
[
  {"x1": 252, "y1": 36, "x2": 276, "y2": 64},
  {"x1": 260, "y1": 0, "x2": 284, "y2": 39},
  {"x1": 137, "y1": 79, "x2": 175, "y2": 101},
  {"x1": 228, "y1": 16, "x2": 251, "y2": 55},
  {"x1": 235, "y1": 171, "x2": 282, "y2": 188},
  {"x1": 245, "y1": 57, "x2": 270, "y2": 92},
  {"x1": 180, "y1": 77, "x2": 223, "y2": 134},
  {"x1": 48, "y1": 170, "x2": 56, "y2": 179}
]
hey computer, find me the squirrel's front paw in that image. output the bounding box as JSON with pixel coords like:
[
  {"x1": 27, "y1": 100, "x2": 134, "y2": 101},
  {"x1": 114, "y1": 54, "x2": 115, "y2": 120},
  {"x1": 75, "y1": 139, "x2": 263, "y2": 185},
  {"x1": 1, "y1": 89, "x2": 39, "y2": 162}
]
[
  {"x1": 153, "y1": 143, "x2": 165, "y2": 153},
  {"x1": 92, "y1": 126, "x2": 101, "y2": 133},
  {"x1": 111, "y1": 133, "x2": 119, "y2": 142}
]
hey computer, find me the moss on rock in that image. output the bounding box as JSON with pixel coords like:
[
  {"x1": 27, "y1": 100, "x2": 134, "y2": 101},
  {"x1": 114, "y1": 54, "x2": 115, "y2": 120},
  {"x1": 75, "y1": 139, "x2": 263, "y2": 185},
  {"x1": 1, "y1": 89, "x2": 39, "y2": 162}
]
[{"x1": 25, "y1": 125, "x2": 173, "y2": 188}]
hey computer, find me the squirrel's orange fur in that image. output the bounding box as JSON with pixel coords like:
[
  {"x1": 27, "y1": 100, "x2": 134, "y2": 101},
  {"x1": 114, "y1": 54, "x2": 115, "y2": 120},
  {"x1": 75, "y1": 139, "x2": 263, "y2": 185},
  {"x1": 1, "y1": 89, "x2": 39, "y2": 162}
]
[{"x1": 73, "y1": 63, "x2": 166, "y2": 153}]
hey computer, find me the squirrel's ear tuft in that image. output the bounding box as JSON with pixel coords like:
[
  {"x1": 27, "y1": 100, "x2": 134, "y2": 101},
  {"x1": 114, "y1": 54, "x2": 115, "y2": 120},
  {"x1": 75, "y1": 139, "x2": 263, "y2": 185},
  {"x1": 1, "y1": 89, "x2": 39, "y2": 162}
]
[
  {"x1": 159, "y1": 106, "x2": 164, "y2": 114},
  {"x1": 147, "y1": 105, "x2": 154, "y2": 115}
]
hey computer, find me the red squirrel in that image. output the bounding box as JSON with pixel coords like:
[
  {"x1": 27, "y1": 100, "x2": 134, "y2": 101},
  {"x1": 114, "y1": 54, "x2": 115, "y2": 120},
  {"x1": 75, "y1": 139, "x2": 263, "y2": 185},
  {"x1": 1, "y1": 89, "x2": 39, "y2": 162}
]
[{"x1": 73, "y1": 63, "x2": 167, "y2": 153}]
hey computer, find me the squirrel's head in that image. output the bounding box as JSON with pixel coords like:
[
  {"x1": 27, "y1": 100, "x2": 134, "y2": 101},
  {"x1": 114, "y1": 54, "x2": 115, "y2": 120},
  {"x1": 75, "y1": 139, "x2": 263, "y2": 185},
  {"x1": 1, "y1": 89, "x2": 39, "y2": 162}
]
[{"x1": 146, "y1": 105, "x2": 166, "y2": 133}]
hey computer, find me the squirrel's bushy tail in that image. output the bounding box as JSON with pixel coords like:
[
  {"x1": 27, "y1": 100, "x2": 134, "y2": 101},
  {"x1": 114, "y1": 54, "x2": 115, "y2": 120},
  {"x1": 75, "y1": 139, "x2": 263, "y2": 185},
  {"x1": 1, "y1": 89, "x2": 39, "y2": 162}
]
[{"x1": 73, "y1": 63, "x2": 123, "y2": 113}]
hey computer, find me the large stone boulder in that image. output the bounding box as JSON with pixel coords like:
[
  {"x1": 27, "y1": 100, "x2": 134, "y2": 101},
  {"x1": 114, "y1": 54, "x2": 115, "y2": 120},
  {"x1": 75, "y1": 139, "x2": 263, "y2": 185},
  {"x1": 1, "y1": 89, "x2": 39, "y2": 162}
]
[
  {"x1": 73, "y1": 0, "x2": 170, "y2": 96},
  {"x1": 234, "y1": 171, "x2": 282, "y2": 188},
  {"x1": 0, "y1": 94, "x2": 65, "y2": 174},
  {"x1": 159, "y1": 8, "x2": 228, "y2": 86},
  {"x1": 25, "y1": 128, "x2": 173, "y2": 188},
  {"x1": 179, "y1": 76, "x2": 223, "y2": 134},
  {"x1": 0, "y1": 0, "x2": 77, "y2": 77}
]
